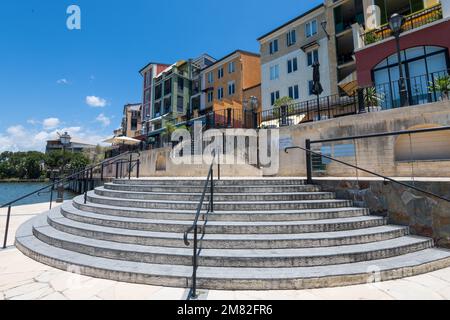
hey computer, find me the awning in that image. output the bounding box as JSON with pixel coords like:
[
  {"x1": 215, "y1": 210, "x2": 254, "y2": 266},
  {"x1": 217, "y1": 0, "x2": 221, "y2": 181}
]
[
  {"x1": 338, "y1": 72, "x2": 358, "y2": 96},
  {"x1": 147, "y1": 128, "x2": 166, "y2": 137}
]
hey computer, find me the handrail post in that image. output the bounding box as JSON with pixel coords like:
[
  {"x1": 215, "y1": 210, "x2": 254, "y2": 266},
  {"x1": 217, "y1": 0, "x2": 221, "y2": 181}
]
[
  {"x1": 136, "y1": 159, "x2": 140, "y2": 179},
  {"x1": 305, "y1": 139, "x2": 313, "y2": 185},
  {"x1": 210, "y1": 169, "x2": 214, "y2": 213},
  {"x1": 115, "y1": 162, "x2": 119, "y2": 179},
  {"x1": 191, "y1": 225, "x2": 198, "y2": 299},
  {"x1": 49, "y1": 179, "x2": 54, "y2": 210},
  {"x1": 101, "y1": 163, "x2": 104, "y2": 181},
  {"x1": 128, "y1": 153, "x2": 132, "y2": 180},
  {"x1": 2, "y1": 206, "x2": 12, "y2": 249}
]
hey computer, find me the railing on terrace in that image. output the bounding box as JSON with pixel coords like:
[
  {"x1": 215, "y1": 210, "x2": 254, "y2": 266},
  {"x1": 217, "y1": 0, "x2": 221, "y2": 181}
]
[
  {"x1": 254, "y1": 69, "x2": 449, "y2": 129},
  {"x1": 361, "y1": 4, "x2": 443, "y2": 46}
]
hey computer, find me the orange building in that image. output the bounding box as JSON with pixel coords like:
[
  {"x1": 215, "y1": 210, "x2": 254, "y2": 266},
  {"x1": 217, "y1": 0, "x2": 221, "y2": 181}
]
[{"x1": 201, "y1": 50, "x2": 261, "y2": 128}]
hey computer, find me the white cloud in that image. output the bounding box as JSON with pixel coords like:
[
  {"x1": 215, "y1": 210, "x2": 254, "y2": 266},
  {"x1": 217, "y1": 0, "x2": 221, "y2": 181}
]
[
  {"x1": 43, "y1": 118, "x2": 61, "y2": 130},
  {"x1": 57, "y1": 78, "x2": 69, "y2": 85},
  {"x1": 96, "y1": 113, "x2": 111, "y2": 127},
  {"x1": 7, "y1": 125, "x2": 26, "y2": 137},
  {"x1": 0, "y1": 122, "x2": 109, "y2": 153},
  {"x1": 27, "y1": 119, "x2": 39, "y2": 125},
  {"x1": 86, "y1": 96, "x2": 107, "y2": 107}
]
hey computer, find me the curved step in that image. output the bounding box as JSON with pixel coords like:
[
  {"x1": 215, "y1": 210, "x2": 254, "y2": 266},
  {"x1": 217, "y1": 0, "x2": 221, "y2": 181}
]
[
  {"x1": 17, "y1": 220, "x2": 450, "y2": 290},
  {"x1": 32, "y1": 213, "x2": 432, "y2": 268},
  {"x1": 94, "y1": 187, "x2": 336, "y2": 202},
  {"x1": 86, "y1": 192, "x2": 353, "y2": 211},
  {"x1": 72, "y1": 196, "x2": 369, "y2": 222},
  {"x1": 103, "y1": 183, "x2": 322, "y2": 193},
  {"x1": 113, "y1": 179, "x2": 306, "y2": 186},
  {"x1": 64, "y1": 202, "x2": 384, "y2": 234},
  {"x1": 49, "y1": 210, "x2": 409, "y2": 249}
]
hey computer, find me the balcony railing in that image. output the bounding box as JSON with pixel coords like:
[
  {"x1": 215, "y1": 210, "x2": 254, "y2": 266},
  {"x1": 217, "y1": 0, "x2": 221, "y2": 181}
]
[{"x1": 361, "y1": 4, "x2": 443, "y2": 46}]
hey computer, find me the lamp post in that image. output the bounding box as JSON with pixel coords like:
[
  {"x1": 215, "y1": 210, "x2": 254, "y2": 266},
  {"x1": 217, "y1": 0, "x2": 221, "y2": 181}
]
[{"x1": 389, "y1": 13, "x2": 409, "y2": 107}]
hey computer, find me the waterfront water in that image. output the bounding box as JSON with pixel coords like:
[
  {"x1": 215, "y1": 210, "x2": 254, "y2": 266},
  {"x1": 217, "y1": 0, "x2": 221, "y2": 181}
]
[{"x1": 0, "y1": 182, "x2": 78, "y2": 206}]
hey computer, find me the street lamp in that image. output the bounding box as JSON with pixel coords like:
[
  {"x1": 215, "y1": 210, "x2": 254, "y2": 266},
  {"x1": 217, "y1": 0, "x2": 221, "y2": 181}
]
[{"x1": 389, "y1": 13, "x2": 409, "y2": 107}]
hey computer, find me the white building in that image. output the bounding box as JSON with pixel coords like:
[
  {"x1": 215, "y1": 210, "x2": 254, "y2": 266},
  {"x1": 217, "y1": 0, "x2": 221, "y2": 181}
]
[{"x1": 258, "y1": 4, "x2": 336, "y2": 111}]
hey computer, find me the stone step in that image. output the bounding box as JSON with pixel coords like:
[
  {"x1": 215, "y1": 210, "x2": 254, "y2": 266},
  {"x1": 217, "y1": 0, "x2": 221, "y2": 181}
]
[
  {"x1": 113, "y1": 178, "x2": 306, "y2": 186},
  {"x1": 17, "y1": 220, "x2": 450, "y2": 290},
  {"x1": 32, "y1": 214, "x2": 432, "y2": 268},
  {"x1": 65, "y1": 202, "x2": 383, "y2": 234},
  {"x1": 71, "y1": 197, "x2": 370, "y2": 222},
  {"x1": 104, "y1": 183, "x2": 322, "y2": 193},
  {"x1": 49, "y1": 210, "x2": 409, "y2": 249},
  {"x1": 94, "y1": 187, "x2": 337, "y2": 202},
  {"x1": 86, "y1": 192, "x2": 354, "y2": 211}
]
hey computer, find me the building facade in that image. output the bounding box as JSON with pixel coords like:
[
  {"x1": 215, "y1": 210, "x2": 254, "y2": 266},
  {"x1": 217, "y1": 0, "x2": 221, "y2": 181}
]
[
  {"x1": 354, "y1": 0, "x2": 450, "y2": 108},
  {"x1": 201, "y1": 50, "x2": 261, "y2": 120},
  {"x1": 45, "y1": 132, "x2": 96, "y2": 154},
  {"x1": 120, "y1": 103, "x2": 143, "y2": 138},
  {"x1": 258, "y1": 4, "x2": 336, "y2": 111},
  {"x1": 139, "y1": 62, "x2": 171, "y2": 136},
  {"x1": 139, "y1": 54, "x2": 215, "y2": 146}
]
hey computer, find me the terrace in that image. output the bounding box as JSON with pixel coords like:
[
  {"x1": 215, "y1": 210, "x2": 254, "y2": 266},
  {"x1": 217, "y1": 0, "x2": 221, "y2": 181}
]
[{"x1": 361, "y1": 3, "x2": 443, "y2": 46}]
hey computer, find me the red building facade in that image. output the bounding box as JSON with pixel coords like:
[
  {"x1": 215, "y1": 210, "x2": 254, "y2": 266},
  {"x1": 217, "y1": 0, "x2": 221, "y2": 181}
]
[{"x1": 355, "y1": 19, "x2": 450, "y2": 87}]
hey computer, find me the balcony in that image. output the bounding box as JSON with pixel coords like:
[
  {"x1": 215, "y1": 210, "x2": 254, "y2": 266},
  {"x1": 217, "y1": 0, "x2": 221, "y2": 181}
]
[{"x1": 361, "y1": 4, "x2": 443, "y2": 46}]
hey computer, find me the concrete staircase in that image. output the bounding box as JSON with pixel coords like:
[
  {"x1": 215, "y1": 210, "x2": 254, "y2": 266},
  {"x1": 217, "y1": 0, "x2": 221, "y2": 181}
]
[{"x1": 15, "y1": 178, "x2": 450, "y2": 290}]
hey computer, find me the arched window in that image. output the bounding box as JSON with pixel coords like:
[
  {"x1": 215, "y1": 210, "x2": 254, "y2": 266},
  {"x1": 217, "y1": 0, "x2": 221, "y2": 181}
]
[{"x1": 372, "y1": 46, "x2": 449, "y2": 109}]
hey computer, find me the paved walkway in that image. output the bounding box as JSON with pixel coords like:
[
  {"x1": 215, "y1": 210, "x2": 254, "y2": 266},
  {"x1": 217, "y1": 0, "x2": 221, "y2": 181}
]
[{"x1": 2, "y1": 202, "x2": 450, "y2": 300}]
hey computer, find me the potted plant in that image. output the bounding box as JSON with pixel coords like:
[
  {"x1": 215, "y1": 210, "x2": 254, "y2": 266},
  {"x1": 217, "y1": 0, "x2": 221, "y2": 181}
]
[
  {"x1": 272, "y1": 96, "x2": 295, "y2": 119},
  {"x1": 429, "y1": 75, "x2": 450, "y2": 100},
  {"x1": 363, "y1": 87, "x2": 383, "y2": 112},
  {"x1": 364, "y1": 31, "x2": 381, "y2": 45}
]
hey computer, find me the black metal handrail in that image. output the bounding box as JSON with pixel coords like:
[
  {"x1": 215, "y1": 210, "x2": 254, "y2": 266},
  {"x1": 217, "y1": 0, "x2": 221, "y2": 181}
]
[
  {"x1": 285, "y1": 145, "x2": 450, "y2": 203},
  {"x1": 1, "y1": 150, "x2": 140, "y2": 249},
  {"x1": 183, "y1": 154, "x2": 216, "y2": 300}
]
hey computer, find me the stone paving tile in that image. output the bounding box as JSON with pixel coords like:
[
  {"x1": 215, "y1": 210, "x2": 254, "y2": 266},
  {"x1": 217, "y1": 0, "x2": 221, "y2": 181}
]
[
  {"x1": 40, "y1": 292, "x2": 68, "y2": 300},
  {"x1": 369, "y1": 279, "x2": 445, "y2": 300},
  {"x1": 308, "y1": 284, "x2": 393, "y2": 300},
  {"x1": 4, "y1": 282, "x2": 50, "y2": 299}
]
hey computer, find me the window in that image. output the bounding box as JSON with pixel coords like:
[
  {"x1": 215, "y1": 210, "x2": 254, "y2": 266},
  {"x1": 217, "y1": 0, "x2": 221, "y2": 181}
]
[
  {"x1": 164, "y1": 78, "x2": 172, "y2": 95},
  {"x1": 287, "y1": 58, "x2": 298, "y2": 73},
  {"x1": 218, "y1": 68, "x2": 224, "y2": 79},
  {"x1": 269, "y1": 39, "x2": 279, "y2": 54},
  {"x1": 270, "y1": 91, "x2": 280, "y2": 105},
  {"x1": 288, "y1": 85, "x2": 300, "y2": 100},
  {"x1": 270, "y1": 65, "x2": 280, "y2": 80},
  {"x1": 144, "y1": 89, "x2": 150, "y2": 104},
  {"x1": 208, "y1": 91, "x2": 214, "y2": 103},
  {"x1": 155, "y1": 83, "x2": 162, "y2": 100},
  {"x1": 177, "y1": 77, "x2": 184, "y2": 92},
  {"x1": 228, "y1": 61, "x2": 236, "y2": 73},
  {"x1": 177, "y1": 96, "x2": 184, "y2": 112},
  {"x1": 164, "y1": 96, "x2": 172, "y2": 113},
  {"x1": 154, "y1": 101, "x2": 161, "y2": 117},
  {"x1": 131, "y1": 118, "x2": 138, "y2": 131},
  {"x1": 208, "y1": 72, "x2": 214, "y2": 84},
  {"x1": 228, "y1": 81, "x2": 236, "y2": 96},
  {"x1": 307, "y1": 50, "x2": 319, "y2": 66},
  {"x1": 305, "y1": 20, "x2": 317, "y2": 38},
  {"x1": 308, "y1": 80, "x2": 315, "y2": 95},
  {"x1": 218, "y1": 87, "x2": 224, "y2": 100},
  {"x1": 287, "y1": 29, "x2": 296, "y2": 46}
]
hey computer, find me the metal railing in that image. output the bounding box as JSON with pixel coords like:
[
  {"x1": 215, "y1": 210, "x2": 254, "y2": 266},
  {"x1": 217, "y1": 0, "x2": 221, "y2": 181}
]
[
  {"x1": 255, "y1": 94, "x2": 358, "y2": 129},
  {"x1": 361, "y1": 4, "x2": 443, "y2": 46},
  {"x1": 183, "y1": 154, "x2": 217, "y2": 300},
  {"x1": 285, "y1": 125, "x2": 450, "y2": 204},
  {"x1": 1, "y1": 151, "x2": 140, "y2": 249},
  {"x1": 368, "y1": 69, "x2": 449, "y2": 110}
]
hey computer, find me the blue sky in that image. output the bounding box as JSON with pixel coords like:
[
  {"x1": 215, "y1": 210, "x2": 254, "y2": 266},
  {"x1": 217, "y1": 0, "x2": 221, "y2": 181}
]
[{"x1": 0, "y1": 0, "x2": 322, "y2": 151}]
